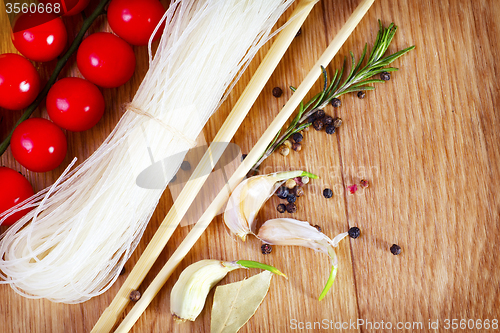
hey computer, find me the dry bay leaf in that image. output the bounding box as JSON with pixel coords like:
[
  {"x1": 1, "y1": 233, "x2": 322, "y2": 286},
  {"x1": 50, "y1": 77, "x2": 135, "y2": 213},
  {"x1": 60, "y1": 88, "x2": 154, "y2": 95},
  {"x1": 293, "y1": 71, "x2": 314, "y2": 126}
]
[{"x1": 211, "y1": 271, "x2": 272, "y2": 333}]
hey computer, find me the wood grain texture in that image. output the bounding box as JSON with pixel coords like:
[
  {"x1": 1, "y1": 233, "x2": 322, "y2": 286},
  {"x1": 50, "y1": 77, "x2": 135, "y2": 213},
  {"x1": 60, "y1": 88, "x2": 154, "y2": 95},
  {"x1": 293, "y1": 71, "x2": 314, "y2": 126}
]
[{"x1": 0, "y1": 0, "x2": 499, "y2": 332}]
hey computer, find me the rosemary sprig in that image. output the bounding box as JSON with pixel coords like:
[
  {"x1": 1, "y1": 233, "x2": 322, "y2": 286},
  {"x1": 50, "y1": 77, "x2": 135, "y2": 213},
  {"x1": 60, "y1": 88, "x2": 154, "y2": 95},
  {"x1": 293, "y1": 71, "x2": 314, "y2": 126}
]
[
  {"x1": 252, "y1": 21, "x2": 415, "y2": 171},
  {"x1": 0, "y1": 0, "x2": 110, "y2": 156}
]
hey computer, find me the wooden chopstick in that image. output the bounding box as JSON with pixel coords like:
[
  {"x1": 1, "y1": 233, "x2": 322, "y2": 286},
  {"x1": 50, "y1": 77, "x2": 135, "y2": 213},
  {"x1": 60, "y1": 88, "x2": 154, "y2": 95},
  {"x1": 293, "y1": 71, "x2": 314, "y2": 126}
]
[
  {"x1": 114, "y1": 0, "x2": 375, "y2": 332},
  {"x1": 91, "y1": 1, "x2": 320, "y2": 332}
]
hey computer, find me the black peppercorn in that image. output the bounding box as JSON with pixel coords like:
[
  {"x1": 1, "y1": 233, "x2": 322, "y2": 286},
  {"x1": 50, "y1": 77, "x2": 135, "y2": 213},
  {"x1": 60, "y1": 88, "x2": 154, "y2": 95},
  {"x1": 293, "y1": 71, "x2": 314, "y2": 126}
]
[
  {"x1": 312, "y1": 119, "x2": 324, "y2": 131},
  {"x1": 380, "y1": 71, "x2": 391, "y2": 81},
  {"x1": 241, "y1": 154, "x2": 247, "y2": 161},
  {"x1": 331, "y1": 98, "x2": 341, "y2": 108},
  {"x1": 292, "y1": 132, "x2": 303, "y2": 143},
  {"x1": 169, "y1": 174, "x2": 177, "y2": 184},
  {"x1": 261, "y1": 243, "x2": 272, "y2": 254},
  {"x1": 323, "y1": 188, "x2": 333, "y2": 198},
  {"x1": 181, "y1": 161, "x2": 191, "y2": 171},
  {"x1": 295, "y1": 27, "x2": 302, "y2": 37},
  {"x1": 129, "y1": 290, "x2": 141, "y2": 302},
  {"x1": 390, "y1": 244, "x2": 401, "y2": 255},
  {"x1": 348, "y1": 227, "x2": 360, "y2": 239},
  {"x1": 325, "y1": 125, "x2": 336, "y2": 135},
  {"x1": 307, "y1": 115, "x2": 316, "y2": 123},
  {"x1": 120, "y1": 267, "x2": 126, "y2": 275},
  {"x1": 357, "y1": 91, "x2": 366, "y2": 99},
  {"x1": 323, "y1": 116, "x2": 333, "y2": 125},
  {"x1": 275, "y1": 186, "x2": 289, "y2": 199},
  {"x1": 286, "y1": 203, "x2": 297, "y2": 213},
  {"x1": 286, "y1": 194, "x2": 296, "y2": 203},
  {"x1": 272, "y1": 87, "x2": 283, "y2": 97},
  {"x1": 314, "y1": 225, "x2": 322, "y2": 232},
  {"x1": 333, "y1": 117, "x2": 342, "y2": 128},
  {"x1": 277, "y1": 203, "x2": 286, "y2": 213},
  {"x1": 314, "y1": 109, "x2": 325, "y2": 119}
]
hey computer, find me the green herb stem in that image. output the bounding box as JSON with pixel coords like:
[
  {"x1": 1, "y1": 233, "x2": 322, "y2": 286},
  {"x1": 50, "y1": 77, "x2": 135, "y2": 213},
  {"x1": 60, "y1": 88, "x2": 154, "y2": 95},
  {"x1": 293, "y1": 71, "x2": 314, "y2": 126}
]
[
  {"x1": 0, "y1": 0, "x2": 110, "y2": 156},
  {"x1": 252, "y1": 21, "x2": 415, "y2": 171},
  {"x1": 236, "y1": 260, "x2": 287, "y2": 279}
]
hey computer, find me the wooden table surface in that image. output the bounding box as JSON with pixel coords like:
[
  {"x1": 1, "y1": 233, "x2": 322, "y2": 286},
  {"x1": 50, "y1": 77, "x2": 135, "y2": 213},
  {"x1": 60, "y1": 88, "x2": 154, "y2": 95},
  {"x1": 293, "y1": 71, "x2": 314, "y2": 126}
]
[{"x1": 1, "y1": 0, "x2": 499, "y2": 332}]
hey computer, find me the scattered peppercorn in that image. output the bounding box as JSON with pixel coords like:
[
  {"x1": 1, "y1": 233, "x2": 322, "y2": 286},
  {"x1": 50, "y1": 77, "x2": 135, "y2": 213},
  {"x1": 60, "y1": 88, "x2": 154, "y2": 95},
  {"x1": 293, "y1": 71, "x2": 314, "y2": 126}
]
[
  {"x1": 295, "y1": 187, "x2": 304, "y2": 197},
  {"x1": 272, "y1": 87, "x2": 283, "y2": 97},
  {"x1": 169, "y1": 174, "x2": 177, "y2": 183},
  {"x1": 283, "y1": 140, "x2": 292, "y2": 149},
  {"x1": 295, "y1": 27, "x2": 302, "y2": 37},
  {"x1": 120, "y1": 267, "x2": 126, "y2": 275},
  {"x1": 323, "y1": 188, "x2": 333, "y2": 198},
  {"x1": 323, "y1": 115, "x2": 333, "y2": 125},
  {"x1": 286, "y1": 203, "x2": 297, "y2": 213},
  {"x1": 275, "y1": 186, "x2": 289, "y2": 199},
  {"x1": 360, "y1": 179, "x2": 369, "y2": 188},
  {"x1": 357, "y1": 91, "x2": 366, "y2": 99},
  {"x1": 325, "y1": 125, "x2": 336, "y2": 135},
  {"x1": 292, "y1": 132, "x2": 303, "y2": 143},
  {"x1": 292, "y1": 142, "x2": 302, "y2": 152},
  {"x1": 314, "y1": 225, "x2": 322, "y2": 232},
  {"x1": 301, "y1": 176, "x2": 310, "y2": 184},
  {"x1": 347, "y1": 184, "x2": 358, "y2": 194},
  {"x1": 129, "y1": 290, "x2": 141, "y2": 302},
  {"x1": 293, "y1": 177, "x2": 303, "y2": 187},
  {"x1": 380, "y1": 71, "x2": 391, "y2": 81},
  {"x1": 313, "y1": 119, "x2": 324, "y2": 131},
  {"x1": 331, "y1": 98, "x2": 341, "y2": 108},
  {"x1": 241, "y1": 154, "x2": 247, "y2": 161},
  {"x1": 181, "y1": 161, "x2": 191, "y2": 171},
  {"x1": 307, "y1": 115, "x2": 316, "y2": 123},
  {"x1": 333, "y1": 117, "x2": 342, "y2": 128},
  {"x1": 277, "y1": 203, "x2": 286, "y2": 213},
  {"x1": 286, "y1": 194, "x2": 297, "y2": 203},
  {"x1": 314, "y1": 109, "x2": 325, "y2": 119},
  {"x1": 348, "y1": 227, "x2": 360, "y2": 239},
  {"x1": 390, "y1": 244, "x2": 401, "y2": 255},
  {"x1": 261, "y1": 243, "x2": 272, "y2": 254},
  {"x1": 280, "y1": 146, "x2": 290, "y2": 156},
  {"x1": 285, "y1": 178, "x2": 296, "y2": 189}
]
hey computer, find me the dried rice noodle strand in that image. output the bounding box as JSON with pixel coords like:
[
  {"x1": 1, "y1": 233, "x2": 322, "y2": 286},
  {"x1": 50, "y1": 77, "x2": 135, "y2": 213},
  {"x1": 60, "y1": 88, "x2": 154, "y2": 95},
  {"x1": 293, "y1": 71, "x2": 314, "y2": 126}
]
[{"x1": 0, "y1": 0, "x2": 293, "y2": 304}]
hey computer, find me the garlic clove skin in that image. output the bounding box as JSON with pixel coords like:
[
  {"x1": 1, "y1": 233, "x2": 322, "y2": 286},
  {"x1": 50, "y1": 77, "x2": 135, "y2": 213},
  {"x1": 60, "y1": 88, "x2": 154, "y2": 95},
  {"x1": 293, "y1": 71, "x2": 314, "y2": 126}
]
[
  {"x1": 171, "y1": 260, "x2": 242, "y2": 322},
  {"x1": 224, "y1": 171, "x2": 316, "y2": 241},
  {"x1": 257, "y1": 218, "x2": 348, "y2": 301}
]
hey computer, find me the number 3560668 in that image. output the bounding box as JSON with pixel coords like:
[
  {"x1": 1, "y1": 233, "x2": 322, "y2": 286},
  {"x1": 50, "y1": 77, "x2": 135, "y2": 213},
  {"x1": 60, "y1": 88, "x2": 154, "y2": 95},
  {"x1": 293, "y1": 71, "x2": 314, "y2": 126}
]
[{"x1": 6, "y1": 2, "x2": 61, "y2": 14}]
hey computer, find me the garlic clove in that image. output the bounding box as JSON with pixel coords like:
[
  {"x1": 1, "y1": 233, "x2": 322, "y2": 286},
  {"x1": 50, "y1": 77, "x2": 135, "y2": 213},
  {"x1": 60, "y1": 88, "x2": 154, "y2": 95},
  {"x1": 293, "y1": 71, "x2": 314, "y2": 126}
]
[
  {"x1": 224, "y1": 171, "x2": 317, "y2": 240},
  {"x1": 171, "y1": 259, "x2": 286, "y2": 322},
  {"x1": 257, "y1": 218, "x2": 348, "y2": 301},
  {"x1": 171, "y1": 260, "x2": 241, "y2": 322}
]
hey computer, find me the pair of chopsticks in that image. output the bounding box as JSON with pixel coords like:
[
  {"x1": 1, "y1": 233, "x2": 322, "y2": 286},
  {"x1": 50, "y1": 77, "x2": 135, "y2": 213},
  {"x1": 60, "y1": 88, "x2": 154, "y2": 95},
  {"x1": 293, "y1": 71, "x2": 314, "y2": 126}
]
[{"x1": 92, "y1": 0, "x2": 374, "y2": 332}]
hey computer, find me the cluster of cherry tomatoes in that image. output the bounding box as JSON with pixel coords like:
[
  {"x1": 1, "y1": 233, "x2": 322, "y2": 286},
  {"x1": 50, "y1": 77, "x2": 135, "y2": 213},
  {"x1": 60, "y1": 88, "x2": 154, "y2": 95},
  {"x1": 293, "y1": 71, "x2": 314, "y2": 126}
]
[{"x1": 0, "y1": 0, "x2": 165, "y2": 225}]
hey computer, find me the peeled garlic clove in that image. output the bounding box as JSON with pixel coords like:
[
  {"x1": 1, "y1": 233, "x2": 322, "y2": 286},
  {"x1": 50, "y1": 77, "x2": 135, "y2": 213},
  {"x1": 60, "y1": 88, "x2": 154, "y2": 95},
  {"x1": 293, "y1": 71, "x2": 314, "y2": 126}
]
[
  {"x1": 171, "y1": 259, "x2": 286, "y2": 322},
  {"x1": 171, "y1": 260, "x2": 242, "y2": 322},
  {"x1": 257, "y1": 218, "x2": 348, "y2": 301},
  {"x1": 224, "y1": 171, "x2": 317, "y2": 240}
]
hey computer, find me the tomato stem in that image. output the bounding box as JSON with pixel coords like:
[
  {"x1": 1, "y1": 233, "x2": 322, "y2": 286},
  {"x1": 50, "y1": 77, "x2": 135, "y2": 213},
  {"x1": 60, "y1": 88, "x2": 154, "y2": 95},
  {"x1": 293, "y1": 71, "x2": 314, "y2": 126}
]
[{"x1": 0, "y1": 0, "x2": 111, "y2": 157}]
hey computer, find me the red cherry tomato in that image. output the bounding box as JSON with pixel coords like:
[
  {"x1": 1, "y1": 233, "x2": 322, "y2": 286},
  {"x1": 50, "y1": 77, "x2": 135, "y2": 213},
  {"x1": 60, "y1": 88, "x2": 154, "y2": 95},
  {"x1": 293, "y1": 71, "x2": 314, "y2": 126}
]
[
  {"x1": 107, "y1": 0, "x2": 165, "y2": 46},
  {"x1": 46, "y1": 77, "x2": 105, "y2": 132},
  {"x1": 11, "y1": 118, "x2": 67, "y2": 173},
  {"x1": 77, "y1": 32, "x2": 136, "y2": 88},
  {"x1": 38, "y1": 0, "x2": 91, "y2": 16},
  {"x1": 0, "y1": 167, "x2": 34, "y2": 226},
  {"x1": 0, "y1": 53, "x2": 40, "y2": 110},
  {"x1": 12, "y1": 12, "x2": 67, "y2": 62}
]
